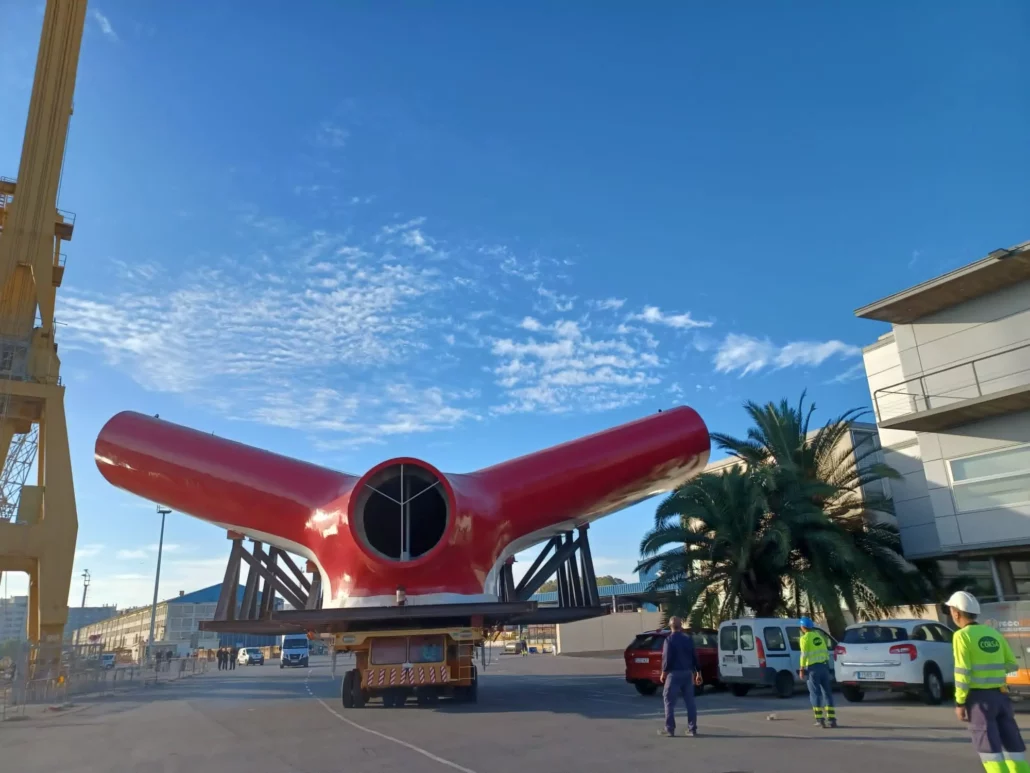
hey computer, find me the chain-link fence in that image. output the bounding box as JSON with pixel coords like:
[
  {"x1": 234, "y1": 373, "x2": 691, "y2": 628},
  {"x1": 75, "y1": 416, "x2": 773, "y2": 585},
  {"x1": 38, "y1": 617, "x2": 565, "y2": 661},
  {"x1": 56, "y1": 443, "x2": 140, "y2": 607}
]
[{"x1": 1, "y1": 641, "x2": 209, "y2": 721}]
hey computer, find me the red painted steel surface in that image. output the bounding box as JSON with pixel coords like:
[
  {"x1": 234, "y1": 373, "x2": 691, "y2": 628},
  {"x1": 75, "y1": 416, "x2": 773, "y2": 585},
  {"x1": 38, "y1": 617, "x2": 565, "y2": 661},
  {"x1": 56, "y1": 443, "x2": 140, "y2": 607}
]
[{"x1": 95, "y1": 407, "x2": 710, "y2": 608}]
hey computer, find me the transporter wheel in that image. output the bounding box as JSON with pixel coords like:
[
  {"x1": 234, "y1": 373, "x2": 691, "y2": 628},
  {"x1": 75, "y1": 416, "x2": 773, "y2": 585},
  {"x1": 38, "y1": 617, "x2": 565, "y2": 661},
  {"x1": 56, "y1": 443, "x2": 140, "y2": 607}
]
[
  {"x1": 455, "y1": 666, "x2": 479, "y2": 703},
  {"x1": 416, "y1": 689, "x2": 440, "y2": 707},
  {"x1": 342, "y1": 670, "x2": 355, "y2": 708},
  {"x1": 351, "y1": 670, "x2": 367, "y2": 708}
]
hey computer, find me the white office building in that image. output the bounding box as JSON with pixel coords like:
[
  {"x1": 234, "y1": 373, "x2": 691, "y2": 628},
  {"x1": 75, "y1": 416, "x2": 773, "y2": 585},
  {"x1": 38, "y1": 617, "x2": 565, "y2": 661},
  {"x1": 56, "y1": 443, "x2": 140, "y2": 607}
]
[{"x1": 856, "y1": 239, "x2": 1030, "y2": 599}]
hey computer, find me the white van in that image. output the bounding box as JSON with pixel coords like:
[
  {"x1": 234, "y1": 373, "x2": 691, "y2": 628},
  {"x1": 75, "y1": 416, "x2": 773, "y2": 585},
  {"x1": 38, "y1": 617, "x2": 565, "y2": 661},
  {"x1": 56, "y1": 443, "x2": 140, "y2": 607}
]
[{"x1": 717, "y1": 618, "x2": 837, "y2": 698}]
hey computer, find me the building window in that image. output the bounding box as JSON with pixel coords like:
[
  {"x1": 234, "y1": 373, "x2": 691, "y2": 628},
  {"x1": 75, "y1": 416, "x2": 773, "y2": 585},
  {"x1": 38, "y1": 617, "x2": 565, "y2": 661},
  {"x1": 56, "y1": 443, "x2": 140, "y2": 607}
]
[{"x1": 949, "y1": 445, "x2": 1030, "y2": 513}]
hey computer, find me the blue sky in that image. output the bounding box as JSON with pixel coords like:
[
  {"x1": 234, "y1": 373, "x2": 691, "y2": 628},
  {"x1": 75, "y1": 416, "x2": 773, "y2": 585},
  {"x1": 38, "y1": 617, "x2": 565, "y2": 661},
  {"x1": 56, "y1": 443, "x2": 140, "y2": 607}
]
[{"x1": 1, "y1": 1, "x2": 1028, "y2": 609}]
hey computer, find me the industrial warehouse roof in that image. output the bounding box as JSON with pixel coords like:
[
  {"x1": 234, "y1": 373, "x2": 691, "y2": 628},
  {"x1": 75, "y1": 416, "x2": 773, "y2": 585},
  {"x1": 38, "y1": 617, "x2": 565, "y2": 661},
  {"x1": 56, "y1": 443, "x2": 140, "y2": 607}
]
[
  {"x1": 529, "y1": 581, "x2": 677, "y2": 605},
  {"x1": 167, "y1": 584, "x2": 248, "y2": 605}
]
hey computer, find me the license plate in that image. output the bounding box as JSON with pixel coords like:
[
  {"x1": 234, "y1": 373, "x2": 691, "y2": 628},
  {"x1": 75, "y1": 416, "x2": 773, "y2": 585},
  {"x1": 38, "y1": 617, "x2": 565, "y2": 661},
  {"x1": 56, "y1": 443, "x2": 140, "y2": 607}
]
[
  {"x1": 635, "y1": 657, "x2": 649, "y2": 664},
  {"x1": 856, "y1": 671, "x2": 886, "y2": 680},
  {"x1": 722, "y1": 655, "x2": 736, "y2": 662}
]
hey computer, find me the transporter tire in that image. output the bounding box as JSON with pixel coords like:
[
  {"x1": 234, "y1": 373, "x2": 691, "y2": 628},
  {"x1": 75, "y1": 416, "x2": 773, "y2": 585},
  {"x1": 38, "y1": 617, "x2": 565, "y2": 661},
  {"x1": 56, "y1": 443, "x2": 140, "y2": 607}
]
[{"x1": 342, "y1": 670, "x2": 355, "y2": 708}]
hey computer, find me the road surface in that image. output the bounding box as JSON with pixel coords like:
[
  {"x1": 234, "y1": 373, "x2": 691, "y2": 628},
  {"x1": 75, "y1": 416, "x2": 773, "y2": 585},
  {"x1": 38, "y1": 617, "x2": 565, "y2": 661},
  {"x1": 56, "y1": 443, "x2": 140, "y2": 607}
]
[{"x1": 2, "y1": 653, "x2": 1018, "y2": 772}]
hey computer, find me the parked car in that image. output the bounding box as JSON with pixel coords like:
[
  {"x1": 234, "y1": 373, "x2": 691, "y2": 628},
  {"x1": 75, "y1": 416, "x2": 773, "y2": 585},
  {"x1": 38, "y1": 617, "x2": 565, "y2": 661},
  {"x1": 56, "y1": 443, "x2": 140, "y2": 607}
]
[
  {"x1": 100, "y1": 653, "x2": 117, "y2": 670},
  {"x1": 833, "y1": 619, "x2": 954, "y2": 705},
  {"x1": 717, "y1": 617, "x2": 837, "y2": 698},
  {"x1": 237, "y1": 647, "x2": 265, "y2": 666},
  {"x1": 624, "y1": 628, "x2": 720, "y2": 696}
]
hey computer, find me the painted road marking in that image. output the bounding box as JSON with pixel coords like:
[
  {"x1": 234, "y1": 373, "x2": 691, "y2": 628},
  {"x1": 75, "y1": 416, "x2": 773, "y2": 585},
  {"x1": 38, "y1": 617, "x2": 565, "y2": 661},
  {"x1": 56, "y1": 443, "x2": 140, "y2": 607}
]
[{"x1": 305, "y1": 668, "x2": 479, "y2": 773}]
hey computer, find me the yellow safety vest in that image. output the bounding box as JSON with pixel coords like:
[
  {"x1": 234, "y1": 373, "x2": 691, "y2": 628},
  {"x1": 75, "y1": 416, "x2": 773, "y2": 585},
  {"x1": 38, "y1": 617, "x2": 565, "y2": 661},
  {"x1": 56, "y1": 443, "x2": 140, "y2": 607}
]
[
  {"x1": 799, "y1": 630, "x2": 829, "y2": 668},
  {"x1": 953, "y1": 623, "x2": 1018, "y2": 705}
]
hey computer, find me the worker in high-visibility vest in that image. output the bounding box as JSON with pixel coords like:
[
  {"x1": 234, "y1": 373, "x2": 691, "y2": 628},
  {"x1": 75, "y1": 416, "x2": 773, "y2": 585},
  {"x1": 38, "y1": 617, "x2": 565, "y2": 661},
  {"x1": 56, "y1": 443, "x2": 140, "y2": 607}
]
[
  {"x1": 798, "y1": 616, "x2": 836, "y2": 728},
  {"x1": 948, "y1": 591, "x2": 1029, "y2": 773}
]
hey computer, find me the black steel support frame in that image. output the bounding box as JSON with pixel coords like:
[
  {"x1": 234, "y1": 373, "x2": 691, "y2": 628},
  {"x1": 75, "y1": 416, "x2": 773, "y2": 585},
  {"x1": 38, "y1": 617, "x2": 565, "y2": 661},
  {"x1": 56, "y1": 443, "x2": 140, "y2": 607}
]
[
  {"x1": 510, "y1": 524, "x2": 601, "y2": 612},
  {"x1": 201, "y1": 528, "x2": 607, "y2": 635},
  {"x1": 212, "y1": 536, "x2": 323, "y2": 624}
]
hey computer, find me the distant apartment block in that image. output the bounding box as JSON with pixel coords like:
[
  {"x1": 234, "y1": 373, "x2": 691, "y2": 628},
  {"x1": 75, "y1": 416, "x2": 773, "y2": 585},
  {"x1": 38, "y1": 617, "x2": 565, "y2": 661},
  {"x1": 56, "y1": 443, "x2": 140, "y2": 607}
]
[
  {"x1": 0, "y1": 595, "x2": 28, "y2": 642},
  {"x1": 64, "y1": 606, "x2": 119, "y2": 641},
  {"x1": 856, "y1": 239, "x2": 1030, "y2": 600}
]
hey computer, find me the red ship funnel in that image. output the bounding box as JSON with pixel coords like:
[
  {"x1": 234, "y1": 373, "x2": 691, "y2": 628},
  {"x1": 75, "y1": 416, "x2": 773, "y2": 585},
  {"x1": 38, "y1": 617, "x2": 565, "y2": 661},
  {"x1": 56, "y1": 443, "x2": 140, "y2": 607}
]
[{"x1": 95, "y1": 407, "x2": 709, "y2": 608}]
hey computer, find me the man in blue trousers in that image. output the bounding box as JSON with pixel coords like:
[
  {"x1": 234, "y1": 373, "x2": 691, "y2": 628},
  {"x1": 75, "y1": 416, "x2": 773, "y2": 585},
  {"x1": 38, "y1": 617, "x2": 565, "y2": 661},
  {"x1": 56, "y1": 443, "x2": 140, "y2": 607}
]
[{"x1": 658, "y1": 616, "x2": 699, "y2": 738}]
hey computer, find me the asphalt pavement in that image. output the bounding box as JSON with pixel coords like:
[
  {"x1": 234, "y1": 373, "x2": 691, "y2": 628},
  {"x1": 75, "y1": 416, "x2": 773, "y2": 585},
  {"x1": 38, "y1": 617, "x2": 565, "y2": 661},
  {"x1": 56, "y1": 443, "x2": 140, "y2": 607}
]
[{"x1": 1, "y1": 652, "x2": 1020, "y2": 773}]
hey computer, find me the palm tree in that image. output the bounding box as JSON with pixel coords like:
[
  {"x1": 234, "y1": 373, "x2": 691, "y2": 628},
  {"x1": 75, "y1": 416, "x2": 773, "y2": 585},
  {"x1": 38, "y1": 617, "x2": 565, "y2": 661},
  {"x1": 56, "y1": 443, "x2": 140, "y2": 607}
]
[
  {"x1": 710, "y1": 392, "x2": 933, "y2": 637},
  {"x1": 637, "y1": 467, "x2": 851, "y2": 625}
]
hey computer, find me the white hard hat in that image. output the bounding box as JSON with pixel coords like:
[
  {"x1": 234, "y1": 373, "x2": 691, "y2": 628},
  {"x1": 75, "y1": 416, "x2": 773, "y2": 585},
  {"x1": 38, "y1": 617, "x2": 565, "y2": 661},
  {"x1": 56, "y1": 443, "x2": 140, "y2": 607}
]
[{"x1": 946, "y1": 591, "x2": 981, "y2": 615}]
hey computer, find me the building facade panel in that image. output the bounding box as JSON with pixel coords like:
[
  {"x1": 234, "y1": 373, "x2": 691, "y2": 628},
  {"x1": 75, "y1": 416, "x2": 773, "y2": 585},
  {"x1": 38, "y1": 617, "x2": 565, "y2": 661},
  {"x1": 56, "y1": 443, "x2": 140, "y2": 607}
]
[
  {"x1": 899, "y1": 521, "x2": 942, "y2": 557},
  {"x1": 856, "y1": 240, "x2": 1030, "y2": 600}
]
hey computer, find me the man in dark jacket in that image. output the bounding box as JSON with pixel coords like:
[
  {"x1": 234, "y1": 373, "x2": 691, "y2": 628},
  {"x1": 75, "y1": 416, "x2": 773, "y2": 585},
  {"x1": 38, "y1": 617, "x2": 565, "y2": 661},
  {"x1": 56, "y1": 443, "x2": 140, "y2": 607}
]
[{"x1": 658, "y1": 616, "x2": 699, "y2": 737}]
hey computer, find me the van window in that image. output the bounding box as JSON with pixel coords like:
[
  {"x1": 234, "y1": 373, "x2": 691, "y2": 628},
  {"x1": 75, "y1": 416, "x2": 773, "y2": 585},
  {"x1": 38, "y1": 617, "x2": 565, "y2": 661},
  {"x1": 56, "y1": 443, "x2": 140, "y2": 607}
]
[
  {"x1": 719, "y1": 626, "x2": 738, "y2": 651},
  {"x1": 764, "y1": 626, "x2": 786, "y2": 651},
  {"x1": 787, "y1": 626, "x2": 802, "y2": 651},
  {"x1": 739, "y1": 625, "x2": 755, "y2": 651}
]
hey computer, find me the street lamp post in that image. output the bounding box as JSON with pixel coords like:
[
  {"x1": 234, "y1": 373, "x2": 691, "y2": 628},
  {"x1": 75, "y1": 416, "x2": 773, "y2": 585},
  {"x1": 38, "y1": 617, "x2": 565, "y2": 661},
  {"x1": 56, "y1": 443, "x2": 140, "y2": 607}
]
[{"x1": 146, "y1": 505, "x2": 171, "y2": 664}]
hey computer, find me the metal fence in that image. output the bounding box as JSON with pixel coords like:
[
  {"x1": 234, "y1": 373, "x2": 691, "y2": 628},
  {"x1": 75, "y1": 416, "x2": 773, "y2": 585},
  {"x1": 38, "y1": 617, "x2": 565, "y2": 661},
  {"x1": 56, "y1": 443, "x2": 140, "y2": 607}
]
[{"x1": 1, "y1": 642, "x2": 208, "y2": 721}]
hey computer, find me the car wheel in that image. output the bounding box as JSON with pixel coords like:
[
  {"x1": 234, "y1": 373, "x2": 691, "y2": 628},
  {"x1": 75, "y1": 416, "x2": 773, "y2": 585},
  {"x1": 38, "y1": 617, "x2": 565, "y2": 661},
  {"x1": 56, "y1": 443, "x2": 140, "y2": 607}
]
[
  {"x1": 923, "y1": 666, "x2": 944, "y2": 706},
  {"x1": 774, "y1": 670, "x2": 794, "y2": 699},
  {"x1": 634, "y1": 680, "x2": 658, "y2": 696},
  {"x1": 841, "y1": 685, "x2": 865, "y2": 703},
  {"x1": 730, "y1": 684, "x2": 751, "y2": 697}
]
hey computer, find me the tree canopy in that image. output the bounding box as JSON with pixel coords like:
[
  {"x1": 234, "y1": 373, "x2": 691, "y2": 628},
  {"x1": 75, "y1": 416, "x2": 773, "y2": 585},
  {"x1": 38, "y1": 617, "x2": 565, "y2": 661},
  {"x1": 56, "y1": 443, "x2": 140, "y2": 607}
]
[{"x1": 637, "y1": 392, "x2": 935, "y2": 637}]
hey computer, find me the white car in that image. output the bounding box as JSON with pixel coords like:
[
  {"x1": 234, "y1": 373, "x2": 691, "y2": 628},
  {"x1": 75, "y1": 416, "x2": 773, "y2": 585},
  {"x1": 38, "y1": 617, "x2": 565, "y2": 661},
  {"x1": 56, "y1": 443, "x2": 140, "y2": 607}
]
[{"x1": 833, "y1": 619, "x2": 954, "y2": 705}]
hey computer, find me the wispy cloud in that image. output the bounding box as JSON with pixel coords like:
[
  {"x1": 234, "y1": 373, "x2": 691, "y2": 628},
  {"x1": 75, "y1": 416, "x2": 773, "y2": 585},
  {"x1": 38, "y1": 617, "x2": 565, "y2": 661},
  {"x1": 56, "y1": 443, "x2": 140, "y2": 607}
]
[
  {"x1": 75, "y1": 543, "x2": 105, "y2": 560},
  {"x1": 56, "y1": 219, "x2": 479, "y2": 442},
  {"x1": 92, "y1": 10, "x2": 118, "y2": 41},
  {"x1": 630, "y1": 305, "x2": 712, "y2": 330},
  {"x1": 714, "y1": 333, "x2": 861, "y2": 376},
  {"x1": 591, "y1": 298, "x2": 626, "y2": 311},
  {"x1": 825, "y1": 362, "x2": 867, "y2": 384},
  {"x1": 314, "y1": 121, "x2": 348, "y2": 148},
  {"x1": 489, "y1": 318, "x2": 661, "y2": 414},
  {"x1": 116, "y1": 549, "x2": 148, "y2": 560}
]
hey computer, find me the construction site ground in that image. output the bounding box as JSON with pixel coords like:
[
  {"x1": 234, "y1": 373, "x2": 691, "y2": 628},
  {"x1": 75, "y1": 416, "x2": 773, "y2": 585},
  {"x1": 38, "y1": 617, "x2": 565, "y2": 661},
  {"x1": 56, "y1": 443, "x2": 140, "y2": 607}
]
[{"x1": 1, "y1": 651, "x2": 1021, "y2": 773}]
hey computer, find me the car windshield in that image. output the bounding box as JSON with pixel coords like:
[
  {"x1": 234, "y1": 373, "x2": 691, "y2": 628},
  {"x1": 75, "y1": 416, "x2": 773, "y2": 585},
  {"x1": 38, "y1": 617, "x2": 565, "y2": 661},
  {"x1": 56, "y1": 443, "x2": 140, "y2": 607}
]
[
  {"x1": 842, "y1": 625, "x2": 910, "y2": 644},
  {"x1": 690, "y1": 632, "x2": 717, "y2": 649},
  {"x1": 282, "y1": 640, "x2": 307, "y2": 650},
  {"x1": 627, "y1": 634, "x2": 664, "y2": 651},
  {"x1": 246, "y1": 649, "x2": 262, "y2": 655}
]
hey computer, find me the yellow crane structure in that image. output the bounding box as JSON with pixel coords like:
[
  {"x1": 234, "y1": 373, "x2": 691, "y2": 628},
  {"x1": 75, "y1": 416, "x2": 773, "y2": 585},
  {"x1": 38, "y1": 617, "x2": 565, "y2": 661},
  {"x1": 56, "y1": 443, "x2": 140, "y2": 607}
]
[{"x1": 0, "y1": 0, "x2": 87, "y2": 643}]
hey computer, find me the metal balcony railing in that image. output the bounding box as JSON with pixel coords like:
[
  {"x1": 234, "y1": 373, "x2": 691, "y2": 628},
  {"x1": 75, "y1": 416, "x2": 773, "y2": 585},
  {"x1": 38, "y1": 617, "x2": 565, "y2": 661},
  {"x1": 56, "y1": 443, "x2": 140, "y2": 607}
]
[{"x1": 874, "y1": 341, "x2": 1030, "y2": 424}]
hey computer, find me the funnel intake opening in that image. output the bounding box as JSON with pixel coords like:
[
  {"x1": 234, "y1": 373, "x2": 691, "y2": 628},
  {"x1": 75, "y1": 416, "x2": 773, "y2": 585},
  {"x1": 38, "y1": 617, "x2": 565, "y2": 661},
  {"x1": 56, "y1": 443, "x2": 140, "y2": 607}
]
[{"x1": 354, "y1": 463, "x2": 448, "y2": 561}]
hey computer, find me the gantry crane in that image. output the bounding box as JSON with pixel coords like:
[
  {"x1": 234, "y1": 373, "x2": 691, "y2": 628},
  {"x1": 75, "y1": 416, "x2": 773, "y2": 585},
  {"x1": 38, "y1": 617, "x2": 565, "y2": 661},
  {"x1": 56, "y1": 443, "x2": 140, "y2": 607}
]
[{"x1": 0, "y1": 0, "x2": 87, "y2": 643}]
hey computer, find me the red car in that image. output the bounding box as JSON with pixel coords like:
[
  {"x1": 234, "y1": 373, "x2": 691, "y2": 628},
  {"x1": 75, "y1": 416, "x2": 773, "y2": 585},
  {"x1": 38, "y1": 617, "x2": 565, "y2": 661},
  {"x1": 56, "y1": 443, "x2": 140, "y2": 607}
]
[{"x1": 624, "y1": 628, "x2": 721, "y2": 696}]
